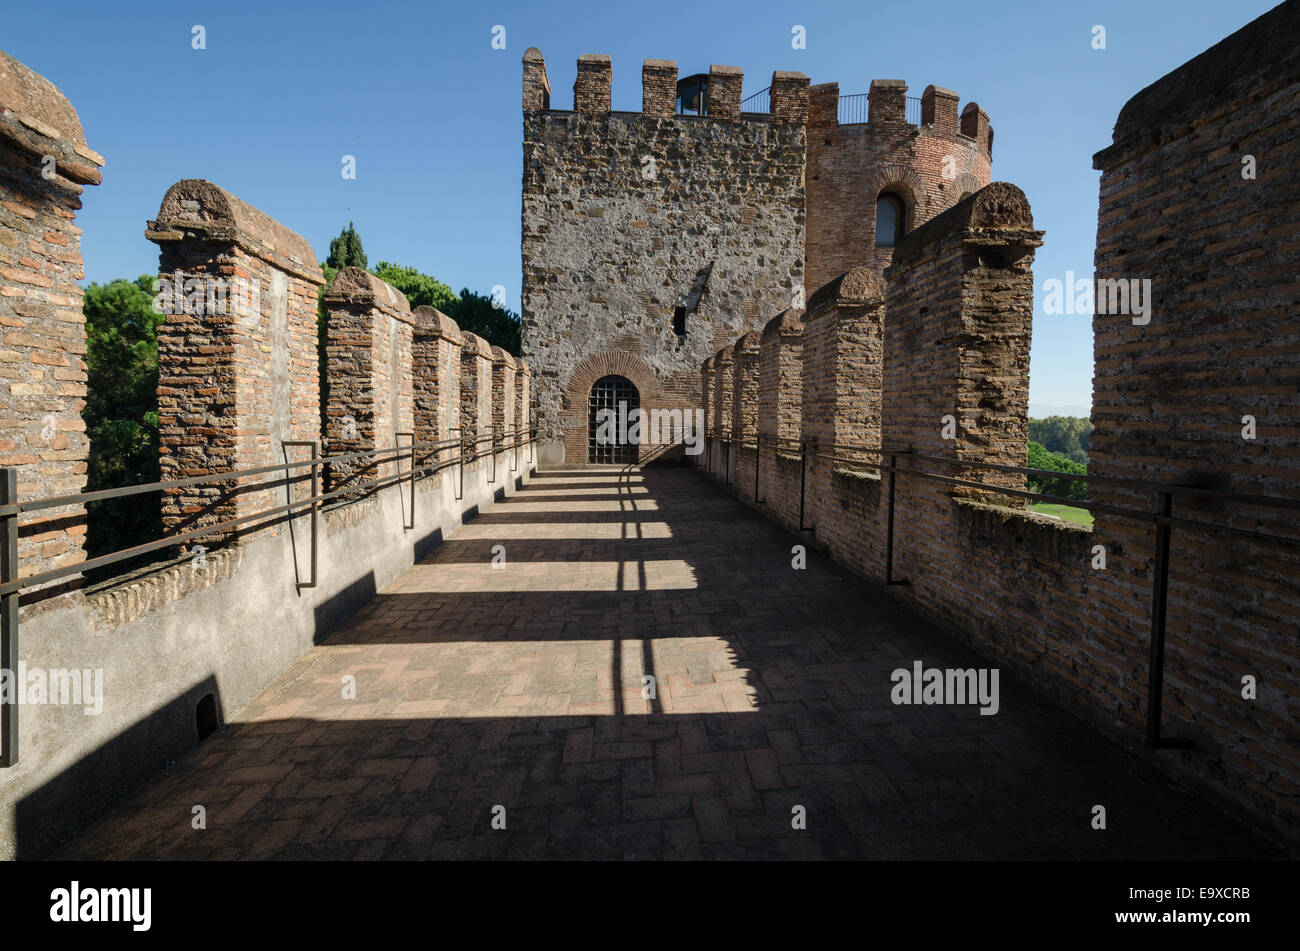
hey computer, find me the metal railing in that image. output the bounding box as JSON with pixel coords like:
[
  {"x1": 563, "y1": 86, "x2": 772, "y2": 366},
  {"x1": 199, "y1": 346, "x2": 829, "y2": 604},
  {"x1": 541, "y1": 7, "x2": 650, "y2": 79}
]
[
  {"x1": 740, "y1": 86, "x2": 770, "y2": 113},
  {"x1": 836, "y1": 93, "x2": 925, "y2": 126},
  {"x1": 701, "y1": 432, "x2": 1300, "y2": 750},
  {"x1": 0, "y1": 424, "x2": 535, "y2": 767},
  {"x1": 838, "y1": 93, "x2": 869, "y2": 124}
]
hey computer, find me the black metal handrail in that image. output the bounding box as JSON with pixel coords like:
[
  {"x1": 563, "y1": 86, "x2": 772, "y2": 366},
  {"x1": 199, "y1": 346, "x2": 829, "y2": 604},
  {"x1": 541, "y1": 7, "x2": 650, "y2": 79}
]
[
  {"x1": 0, "y1": 427, "x2": 536, "y2": 597},
  {"x1": 740, "y1": 86, "x2": 770, "y2": 113},
  {"x1": 0, "y1": 424, "x2": 536, "y2": 767},
  {"x1": 834, "y1": 93, "x2": 925, "y2": 126}
]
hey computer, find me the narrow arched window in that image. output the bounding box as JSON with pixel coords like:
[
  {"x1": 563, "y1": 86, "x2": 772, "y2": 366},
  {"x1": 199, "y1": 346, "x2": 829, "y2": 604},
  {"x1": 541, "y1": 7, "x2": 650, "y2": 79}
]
[{"x1": 875, "y1": 192, "x2": 905, "y2": 247}]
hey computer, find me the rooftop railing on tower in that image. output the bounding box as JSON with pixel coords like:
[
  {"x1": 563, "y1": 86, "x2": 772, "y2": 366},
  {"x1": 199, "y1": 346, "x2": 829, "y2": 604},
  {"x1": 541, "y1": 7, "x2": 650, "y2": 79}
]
[
  {"x1": 836, "y1": 93, "x2": 925, "y2": 125},
  {"x1": 740, "y1": 86, "x2": 770, "y2": 113}
]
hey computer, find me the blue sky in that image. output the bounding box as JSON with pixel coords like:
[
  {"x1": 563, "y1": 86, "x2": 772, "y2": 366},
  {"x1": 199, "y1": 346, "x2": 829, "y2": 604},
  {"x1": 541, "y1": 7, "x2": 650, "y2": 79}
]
[{"x1": 3, "y1": 0, "x2": 1278, "y2": 412}]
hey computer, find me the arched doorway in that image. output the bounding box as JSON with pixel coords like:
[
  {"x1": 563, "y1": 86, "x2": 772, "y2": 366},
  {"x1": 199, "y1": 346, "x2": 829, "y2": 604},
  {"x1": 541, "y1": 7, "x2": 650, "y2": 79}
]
[{"x1": 588, "y1": 375, "x2": 639, "y2": 464}]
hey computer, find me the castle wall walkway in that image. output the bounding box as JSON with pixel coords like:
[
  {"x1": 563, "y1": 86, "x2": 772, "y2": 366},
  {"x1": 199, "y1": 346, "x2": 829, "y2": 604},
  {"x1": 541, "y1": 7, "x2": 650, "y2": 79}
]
[{"x1": 57, "y1": 467, "x2": 1281, "y2": 860}]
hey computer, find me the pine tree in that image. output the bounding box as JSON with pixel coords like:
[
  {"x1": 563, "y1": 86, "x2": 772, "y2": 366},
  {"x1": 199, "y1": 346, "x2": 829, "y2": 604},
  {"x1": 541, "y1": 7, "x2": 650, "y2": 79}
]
[{"x1": 327, "y1": 221, "x2": 367, "y2": 271}]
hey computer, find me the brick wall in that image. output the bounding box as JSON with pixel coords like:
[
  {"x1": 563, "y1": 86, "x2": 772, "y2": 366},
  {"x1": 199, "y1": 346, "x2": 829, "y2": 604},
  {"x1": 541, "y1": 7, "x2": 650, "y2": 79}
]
[
  {"x1": 731, "y1": 332, "x2": 760, "y2": 499},
  {"x1": 805, "y1": 80, "x2": 992, "y2": 292},
  {"x1": 0, "y1": 51, "x2": 103, "y2": 598},
  {"x1": 146, "y1": 180, "x2": 323, "y2": 546},
  {"x1": 322, "y1": 267, "x2": 415, "y2": 494},
  {"x1": 1089, "y1": 0, "x2": 1300, "y2": 841},
  {"x1": 459, "y1": 332, "x2": 493, "y2": 466},
  {"x1": 515, "y1": 363, "x2": 531, "y2": 446},
  {"x1": 711, "y1": 346, "x2": 734, "y2": 481},
  {"x1": 411, "y1": 304, "x2": 462, "y2": 464},
  {"x1": 800, "y1": 267, "x2": 888, "y2": 575},
  {"x1": 703, "y1": 73, "x2": 1300, "y2": 847},
  {"x1": 491, "y1": 346, "x2": 517, "y2": 453},
  {"x1": 754, "y1": 309, "x2": 803, "y2": 531}
]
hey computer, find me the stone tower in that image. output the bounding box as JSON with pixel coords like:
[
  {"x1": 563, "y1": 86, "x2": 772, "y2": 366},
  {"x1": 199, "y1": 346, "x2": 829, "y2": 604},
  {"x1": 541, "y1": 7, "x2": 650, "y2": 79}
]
[{"x1": 520, "y1": 49, "x2": 992, "y2": 466}]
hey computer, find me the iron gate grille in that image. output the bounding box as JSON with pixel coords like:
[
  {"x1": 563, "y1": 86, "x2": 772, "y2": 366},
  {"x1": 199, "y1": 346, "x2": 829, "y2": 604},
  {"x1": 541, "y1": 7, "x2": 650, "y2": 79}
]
[{"x1": 588, "y1": 375, "x2": 639, "y2": 464}]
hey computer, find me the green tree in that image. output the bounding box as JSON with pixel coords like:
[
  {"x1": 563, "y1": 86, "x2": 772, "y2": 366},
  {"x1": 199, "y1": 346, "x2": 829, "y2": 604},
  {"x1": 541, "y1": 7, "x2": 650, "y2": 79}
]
[
  {"x1": 326, "y1": 221, "x2": 367, "y2": 271},
  {"x1": 444, "y1": 288, "x2": 521, "y2": 356},
  {"x1": 81, "y1": 275, "x2": 164, "y2": 574},
  {"x1": 371, "y1": 261, "x2": 457, "y2": 313},
  {"x1": 1027, "y1": 440, "x2": 1088, "y2": 502},
  {"x1": 1028, "y1": 416, "x2": 1091, "y2": 465}
]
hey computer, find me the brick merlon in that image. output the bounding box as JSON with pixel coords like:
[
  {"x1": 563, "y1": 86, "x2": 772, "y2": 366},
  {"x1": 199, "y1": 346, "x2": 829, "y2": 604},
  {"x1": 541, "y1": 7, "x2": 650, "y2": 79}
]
[
  {"x1": 461, "y1": 331, "x2": 493, "y2": 359},
  {"x1": 889, "y1": 181, "x2": 1042, "y2": 267},
  {"x1": 324, "y1": 265, "x2": 413, "y2": 321},
  {"x1": 147, "y1": 179, "x2": 324, "y2": 284},
  {"x1": 736, "y1": 330, "x2": 762, "y2": 353},
  {"x1": 0, "y1": 50, "x2": 103, "y2": 185},
  {"x1": 805, "y1": 266, "x2": 884, "y2": 319},
  {"x1": 761, "y1": 308, "x2": 804, "y2": 339},
  {"x1": 490, "y1": 345, "x2": 517, "y2": 369},
  {"x1": 412, "y1": 304, "x2": 463, "y2": 343}
]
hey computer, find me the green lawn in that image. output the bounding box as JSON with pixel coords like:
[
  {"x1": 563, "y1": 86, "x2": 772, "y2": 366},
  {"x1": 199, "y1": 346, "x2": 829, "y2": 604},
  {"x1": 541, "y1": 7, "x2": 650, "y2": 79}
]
[{"x1": 1031, "y1": 502, "x2": 1094, "y2": 529}]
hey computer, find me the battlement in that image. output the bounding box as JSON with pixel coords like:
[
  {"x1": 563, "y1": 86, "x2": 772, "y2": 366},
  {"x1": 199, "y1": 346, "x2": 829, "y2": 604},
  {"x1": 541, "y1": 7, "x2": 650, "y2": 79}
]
[
  {"x1": 521, "y1": 48, "x2": 991, "y2": 155},
  {"x1": 808, "y1": 80, "x2": 992, "y2": 154},
  {"x1": 522, "y1": 48, "x2": 809, "y2": 121}
]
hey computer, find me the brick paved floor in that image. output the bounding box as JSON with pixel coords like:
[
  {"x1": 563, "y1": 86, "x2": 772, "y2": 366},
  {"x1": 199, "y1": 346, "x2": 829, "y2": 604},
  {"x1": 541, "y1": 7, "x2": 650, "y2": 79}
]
[{"x1": 58, "y1": 467, "x2": 1284, "y2": 860}]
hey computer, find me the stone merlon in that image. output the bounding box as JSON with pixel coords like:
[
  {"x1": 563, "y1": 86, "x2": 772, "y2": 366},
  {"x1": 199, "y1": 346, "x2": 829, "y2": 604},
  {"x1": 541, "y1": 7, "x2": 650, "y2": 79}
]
[
  {"x1": 0, "y1": 49, "x2": 104, "y2": 186},
  {"x1": 147, "y1": 179, "x2": 323, "y2": 284}
]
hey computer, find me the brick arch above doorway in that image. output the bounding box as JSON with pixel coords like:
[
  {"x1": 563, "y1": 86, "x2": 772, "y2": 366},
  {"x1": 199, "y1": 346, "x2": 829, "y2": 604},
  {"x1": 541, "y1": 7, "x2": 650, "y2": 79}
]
[{"x1": 562, "y1": 350, "x2": 662, "y2": 463}]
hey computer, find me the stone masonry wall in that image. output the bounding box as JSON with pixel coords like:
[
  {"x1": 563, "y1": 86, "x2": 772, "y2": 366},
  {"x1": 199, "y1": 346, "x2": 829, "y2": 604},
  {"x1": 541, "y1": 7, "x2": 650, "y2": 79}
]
[
  {"x1": 147, "y1": 180, "x2": 323, "y2": 545},
  {"x1": 522, "y1": 50, "x2": 806, "y2": 464},
  {"x1": 0, "y1": 51, "x2": 103, "y2": 598}
]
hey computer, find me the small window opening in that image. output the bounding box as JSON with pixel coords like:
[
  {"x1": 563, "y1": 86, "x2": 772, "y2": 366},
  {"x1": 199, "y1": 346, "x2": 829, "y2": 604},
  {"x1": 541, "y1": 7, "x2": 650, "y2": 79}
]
[
  {"x1": 673, "y1": 306, "x2": 687, "y2": 337},
  {"x1": 875, "y1": 192, "x2": 905, "y2": 247}
]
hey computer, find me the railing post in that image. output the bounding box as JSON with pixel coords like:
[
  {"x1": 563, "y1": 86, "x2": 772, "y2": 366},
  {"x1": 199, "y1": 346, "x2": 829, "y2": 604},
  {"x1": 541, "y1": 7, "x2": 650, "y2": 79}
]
[
  {"x1": 754, "y1": 434, "x2": 764, "y2": 504},
  {"x1": 1146, "y1": 490, "x2": 1191, "y2": 749},
  {"x1": 798, "y1": 441, "x2": 811, "y2": 532},
  {"x1": 309, "y1": 445, "x2": 319, "y2": 586},
  {"x1": 395, "y1": 432, "x2": 415, "y2": 530},
  {"x1": 1, "y1": 469, "x2": 19, "y2": 767},
  {"x1": 489, "y1": 426, "x2": 497, "y2": 484},
  {"x1": 885, "y1": 452, "x2": 909, "y2": 586}
]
